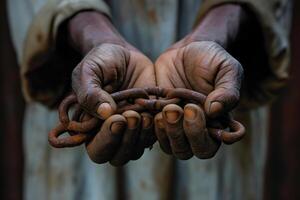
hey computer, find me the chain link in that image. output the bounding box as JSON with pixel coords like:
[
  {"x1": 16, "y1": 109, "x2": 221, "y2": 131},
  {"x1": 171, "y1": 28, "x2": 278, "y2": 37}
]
[{"x1": 48, "y1": 87, "x2": 245, "y2": 148}]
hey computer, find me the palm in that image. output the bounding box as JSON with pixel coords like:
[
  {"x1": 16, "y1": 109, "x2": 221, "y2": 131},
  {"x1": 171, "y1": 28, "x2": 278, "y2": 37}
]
[
  {"x1": 71, "y1": 43, "x2": 156, "y2": 166},
  {"x1": 72, "y1": 43, "x2": 156, "y2": 117},
  {"x1": 156, "y1": 41, "x2": 242, "y2": 99},
  {"x1": 153, "y1": 41, "x2": 243, "y2": 159},
  {"x1": 120, "y1": 49, "x2": 156, "y2": 89},
  {"x1": 73, "y1": 43, "x2": 156, "y2": 91}
]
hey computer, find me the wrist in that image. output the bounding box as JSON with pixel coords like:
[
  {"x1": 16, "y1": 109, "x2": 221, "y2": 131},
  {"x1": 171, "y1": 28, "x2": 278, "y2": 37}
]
[
  {"x1": 68, "y1": 11, "x2": 130, "y2": 55},
  {"x1": 182, "y1": 4, "x2": 248, "y2": 49}
]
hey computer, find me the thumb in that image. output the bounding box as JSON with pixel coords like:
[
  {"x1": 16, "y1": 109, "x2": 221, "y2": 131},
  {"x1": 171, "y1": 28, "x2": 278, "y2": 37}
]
[
  {"x1": 204, "y1": 60, "x2": 243, "y2": 118},
  {"x1": 204, "y1": 87, "x2": 240, "y2": 118},
  {"x1": 76, "y1": 86, "x2": 117, "y2": 120},
  {"x1": 72, "y1": 44, "x2": 129, "y2": 119},
  {"x1": 72, "y1": 64, "x2": 118, "y2": 120}
]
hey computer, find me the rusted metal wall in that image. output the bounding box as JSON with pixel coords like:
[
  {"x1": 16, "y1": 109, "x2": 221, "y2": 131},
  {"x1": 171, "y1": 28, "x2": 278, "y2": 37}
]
[
  {"x1": 264, "y1": 1, "x2": 300, "y2": 199},
  {"x1": 0, "y1": 0, "x2": 25, "y2": 200}
]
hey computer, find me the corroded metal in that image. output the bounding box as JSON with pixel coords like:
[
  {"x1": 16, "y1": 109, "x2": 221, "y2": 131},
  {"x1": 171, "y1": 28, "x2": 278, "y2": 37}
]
[{"x1": 48, "y1": 87, "x2": 245, "y2": 149}]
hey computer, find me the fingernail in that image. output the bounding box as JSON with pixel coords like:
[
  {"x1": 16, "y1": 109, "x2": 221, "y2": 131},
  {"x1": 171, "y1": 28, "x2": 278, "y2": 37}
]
[
  {"x1": 209, "y1": 102, "x2": 223, "y2": 116},
  {"x1": 127, "y1": 117, "x2": 139, "y2": 129},
  {"x1": 142, "y1": 115, "x2": 153, "y2": 129},
  {"x1": 184, "y1": 106, "x2": 197, "y2": 121},
  {"x1": 165, "y1": 110, "x2": 181, "y2": 124},
  {"x1": 97, "y1": 103, "x2": 113, "y2": 119},
  {"x1": 110, "y1": 121, "x2": 126, "y2": 134}
]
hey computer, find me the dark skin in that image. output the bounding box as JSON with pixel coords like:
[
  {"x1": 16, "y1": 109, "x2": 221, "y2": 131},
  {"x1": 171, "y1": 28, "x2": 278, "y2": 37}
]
[
  {"x1": 68, "y1": 12, "x2": 156, "y2": 165},
  {"x1": 66, "y1": 4, "x2": 251, "y2": 165},
  {"x1": 154, "y1": 5, "x2": 245, "y2": 159}
]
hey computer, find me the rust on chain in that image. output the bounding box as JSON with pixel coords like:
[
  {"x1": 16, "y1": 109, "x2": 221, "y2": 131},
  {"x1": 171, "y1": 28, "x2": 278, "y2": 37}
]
[
  {"x1": 48, "y1": 87, "x2": 245, "y2": 148},
  {"x1": 48, "y1": 123, "x2": 92, "y2": 148},
  {"x1": 58, "y1": 93, "x2": 77, "y2": 125},
  {"x1": 208, "y1": 120, "x2": 246, "y2": 144}
]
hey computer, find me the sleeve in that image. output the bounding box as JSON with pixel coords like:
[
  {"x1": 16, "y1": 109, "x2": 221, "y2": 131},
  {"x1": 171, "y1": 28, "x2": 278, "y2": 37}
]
[
  {"x1": 195, "y1": 0, "x2": 292, "y2": 108},
  {"x1": 7, "y1": 0, "x2": 111, "y2": 106}
]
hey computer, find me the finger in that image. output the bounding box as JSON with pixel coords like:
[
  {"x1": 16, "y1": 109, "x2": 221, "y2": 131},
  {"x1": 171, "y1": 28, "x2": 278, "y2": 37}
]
[
  {"x1": 86, "y1": 114, "x2": 126, "y2": 164},
  {"x1": 183, "y1": 104, "x2": 221, "y2": 159},
  {"x1": 110, "y1": 111, "x2": 141, "y2": 166},
  {"x1": 163, "y1": 104, "x2": 193, "y2": 160},
  {"x1": 72, "y1": 63, "x2": 117, "y2": 119},
  {"x1": 154, "y1": 112, "x2": 172, "y2": 154},
  {"x1": 131, "y1": 112, "x2": 155, "y2": 160},
  {"x1": 72, "y1": 45, "x2": 129, "y2": 119},
  {"x1": 204, "y1": 57, "x2": 243, "y2": 118}
]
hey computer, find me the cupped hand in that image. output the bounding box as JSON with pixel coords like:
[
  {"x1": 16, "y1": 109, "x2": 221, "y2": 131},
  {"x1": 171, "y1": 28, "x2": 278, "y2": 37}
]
[
  {"x1": 154, "y1": 41, "x2": 243, "y2": 159},
  {"x1": 72, "y1": 43, "x2": 156, "y2": 165},
  {"x1": 72, "y1": 43, "x2": 156, "y2": 119}
]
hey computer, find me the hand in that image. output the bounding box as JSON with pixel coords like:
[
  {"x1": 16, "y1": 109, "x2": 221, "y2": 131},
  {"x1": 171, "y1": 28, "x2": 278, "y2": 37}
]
[
  {"x1": 68, "y1": 11, "x2": 156, "y2": 165},
  {"x1": 154, "y1": 4, "x2": 246, "y2": 159}
]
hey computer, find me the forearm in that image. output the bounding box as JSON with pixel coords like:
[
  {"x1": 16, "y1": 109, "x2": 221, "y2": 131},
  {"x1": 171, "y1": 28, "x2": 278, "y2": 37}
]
[
  {"x1": 181, "y1": 4, "x2": 249, "y2": 50},
  {"x1": 186, "y1": 3, "x2": 269, "y2": 108},
  {"x1": 68, "y1": 11, "x2": 130, "y2": 55}
]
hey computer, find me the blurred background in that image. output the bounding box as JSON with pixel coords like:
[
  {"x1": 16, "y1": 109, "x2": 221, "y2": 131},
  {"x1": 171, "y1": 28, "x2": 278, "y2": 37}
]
[{"x1": 0, "y1": 0, "x2": 299, "y2": 199}]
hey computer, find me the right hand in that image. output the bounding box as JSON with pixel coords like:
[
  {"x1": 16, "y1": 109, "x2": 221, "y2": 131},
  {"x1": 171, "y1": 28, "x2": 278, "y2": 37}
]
[
  {"x1": 72, "y1": 44, "x2": 157, "y2": 166},
  {"x1": 69, "y1": 12, "x2": 156, "y2": 166}
]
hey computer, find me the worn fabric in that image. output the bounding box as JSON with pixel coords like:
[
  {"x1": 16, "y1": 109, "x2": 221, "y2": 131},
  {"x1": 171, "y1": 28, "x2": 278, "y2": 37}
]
[
  {"x1": 7, "y1": 0, "x2": 291, "y2": 199},
  {"x1": 7, "y1": 0, "x2": 110, "y2": 105},
  {"x1": 197, "y1": 0, "x2": 291, "y2": 108}
]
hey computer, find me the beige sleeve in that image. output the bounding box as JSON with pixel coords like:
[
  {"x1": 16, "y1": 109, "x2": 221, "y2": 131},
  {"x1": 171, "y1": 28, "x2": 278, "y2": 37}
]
[
  {"x1": 195, "y1": 0, "x2": 292, "y2": 108},
  {"x1": 7, "y1": 0, "x2": 110, "y2": 106}
]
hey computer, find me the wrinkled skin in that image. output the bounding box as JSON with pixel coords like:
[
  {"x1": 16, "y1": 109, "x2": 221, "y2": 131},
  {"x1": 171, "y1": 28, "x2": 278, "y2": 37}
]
[
  {"x1": 67, "y1": 4, "x2": 248, "y2": 164},
  {"x1": 72, "y1": 44, "x2": 156, "y2": 165},
  {"x1": 154, "y1": 41, "x2": 243, "y2": 159}
]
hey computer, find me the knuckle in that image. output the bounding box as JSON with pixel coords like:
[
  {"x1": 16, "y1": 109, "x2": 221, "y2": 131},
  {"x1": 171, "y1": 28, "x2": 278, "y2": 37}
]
[
  {"x1": 71, "y1": 65, "x2": 84, "y2": 88},
  {"x1": 227, "y1": 58, "x2": 243, "y2": 76},
  {"x1": 224, "y1": 89, "x2": 240, "y2": 105},
  {"x1": 71, "y1": 64, "x2": 81, "y2": 79},
  {"x1": 77, "y1": 88, "x2": 95, "y2": 107}
]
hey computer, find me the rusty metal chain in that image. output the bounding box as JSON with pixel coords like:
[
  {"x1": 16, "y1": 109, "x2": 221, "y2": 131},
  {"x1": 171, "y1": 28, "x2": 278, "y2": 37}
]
[{"x1": 48, "y1": 87, "x2": 245, "y2": 148}]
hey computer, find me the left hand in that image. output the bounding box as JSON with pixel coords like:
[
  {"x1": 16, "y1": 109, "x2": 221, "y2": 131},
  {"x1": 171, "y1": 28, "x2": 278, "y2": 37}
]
[
  {"x1": 153, "y1": 4, "x2": 248, "y2": 160},
  {"x1": 154, "y1": 40, "x2": 243, "y2": 159}
]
